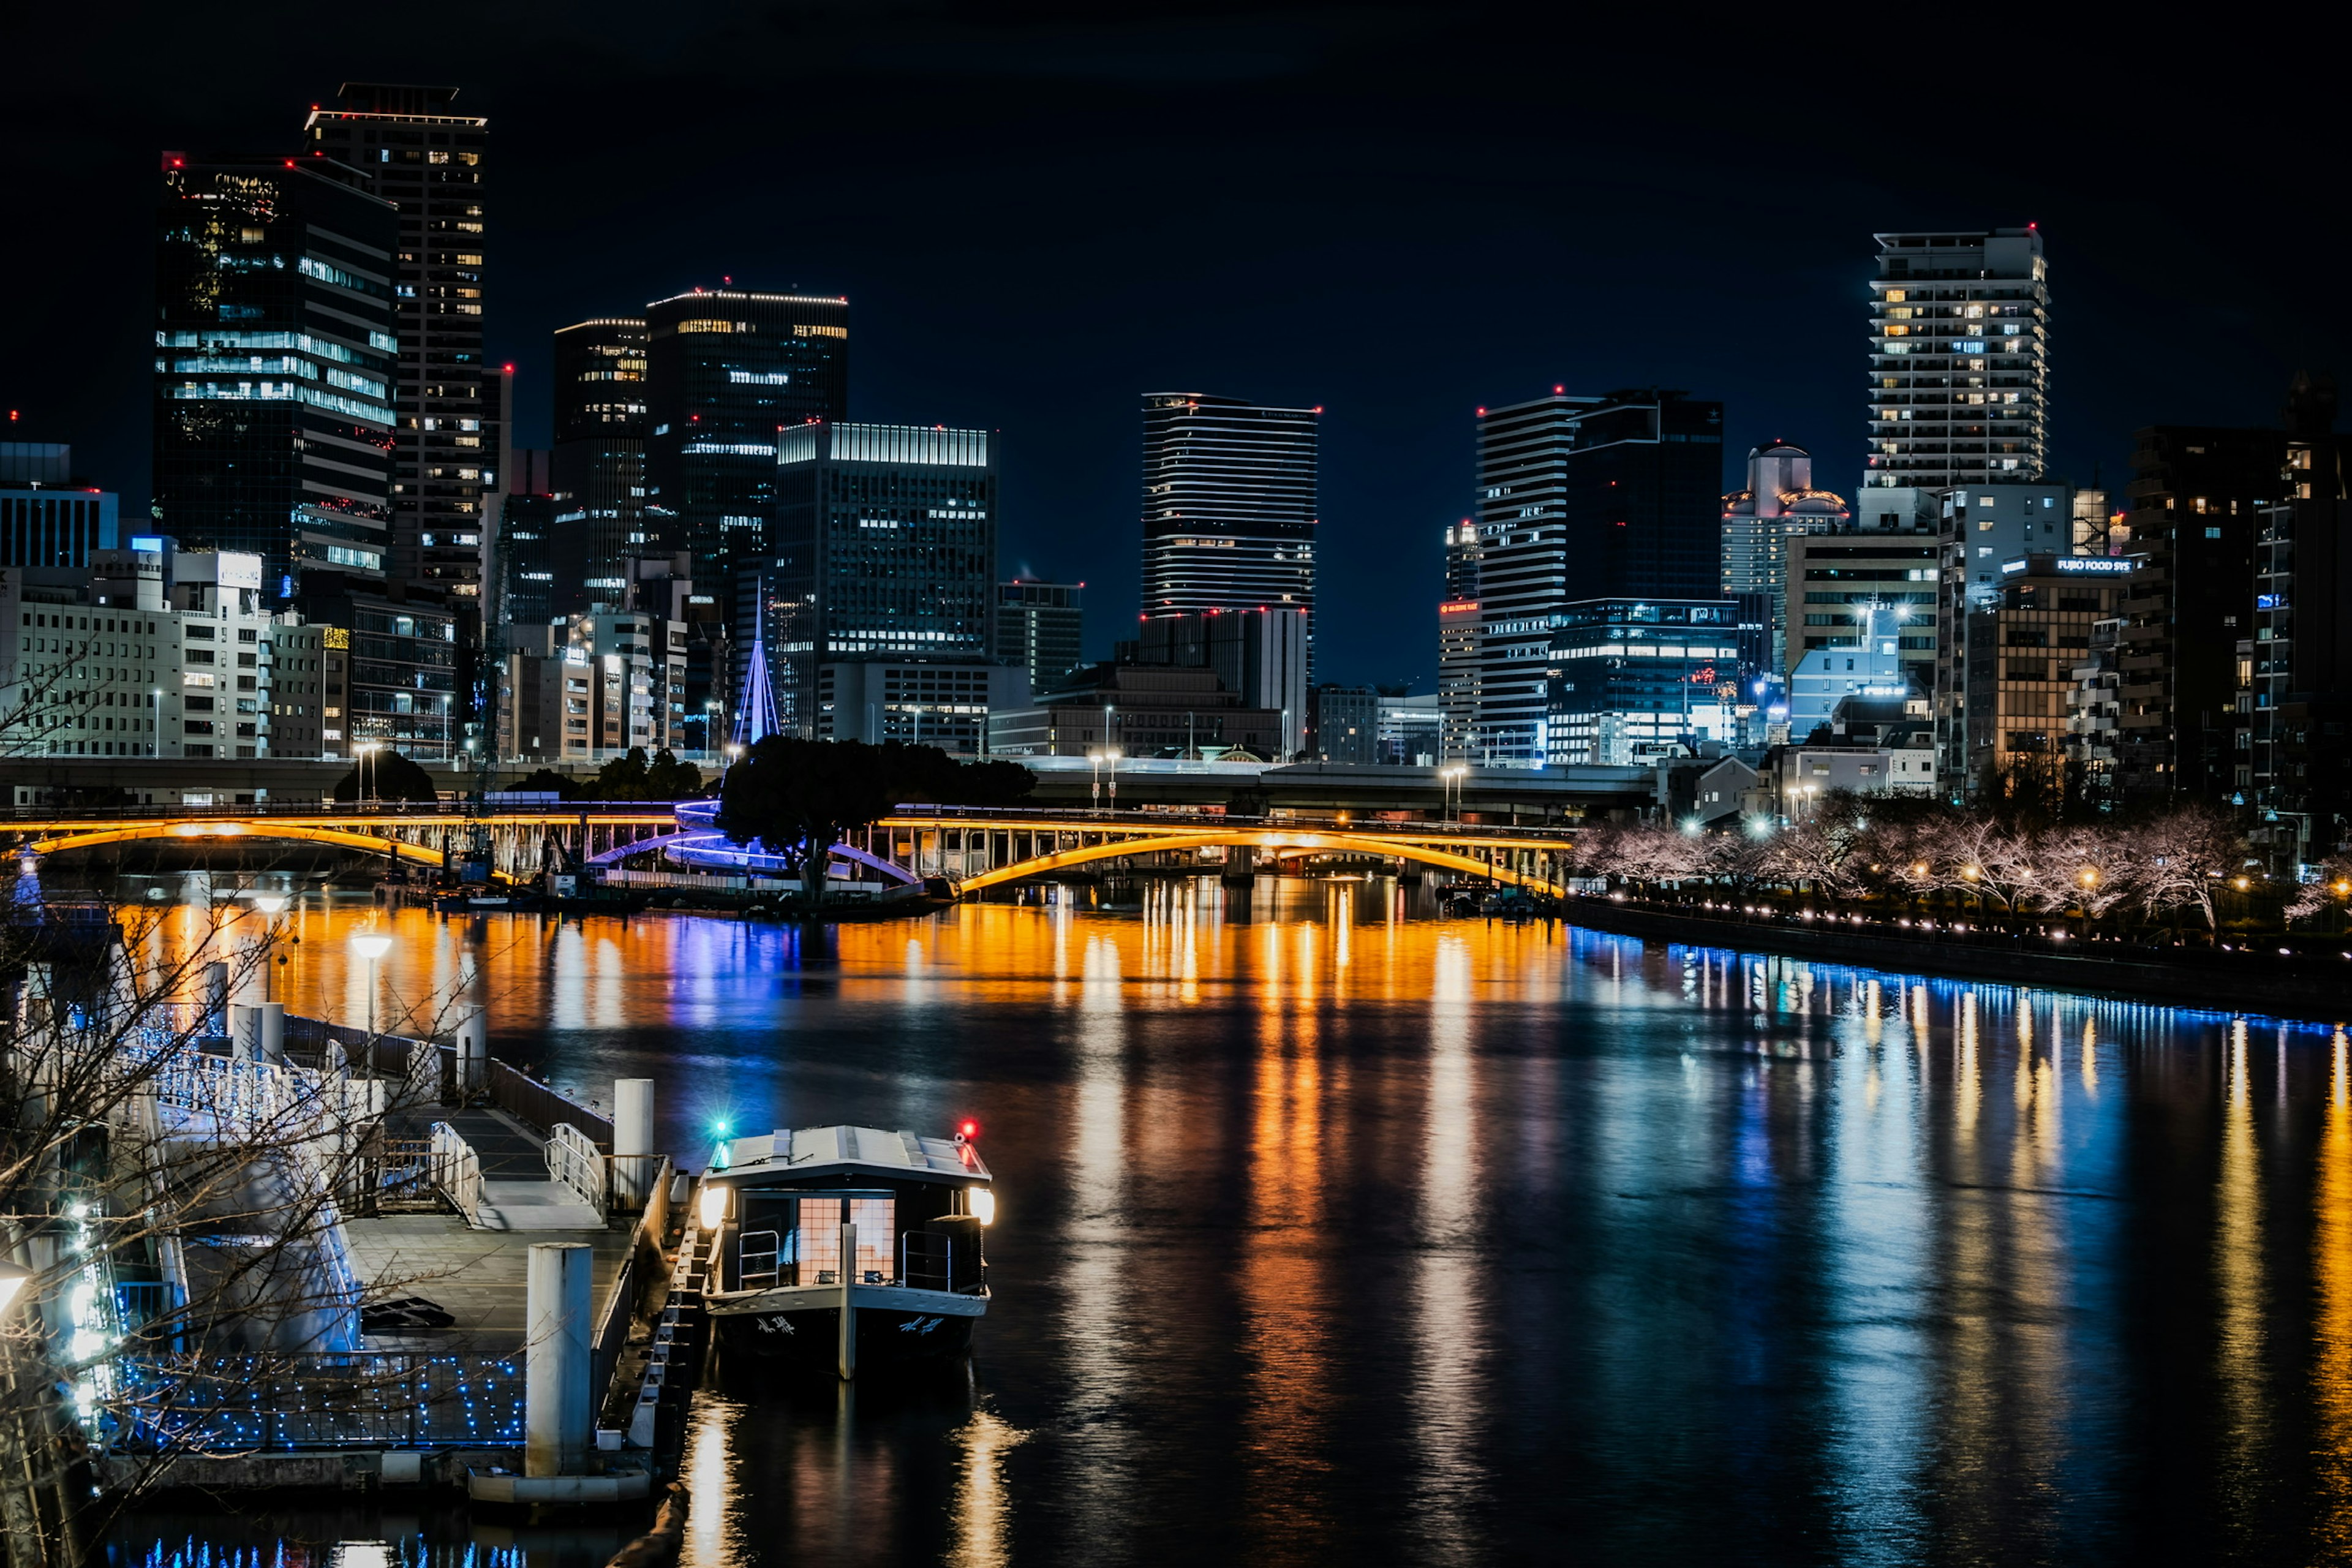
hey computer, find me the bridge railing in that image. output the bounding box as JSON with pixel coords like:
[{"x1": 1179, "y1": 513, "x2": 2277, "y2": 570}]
[
  {"x1": 878, "y1": 804, "x2": 1581, "y2": 841},
  {"x1": 4, "y1": 801, "x2": 687, "y2": 824}
]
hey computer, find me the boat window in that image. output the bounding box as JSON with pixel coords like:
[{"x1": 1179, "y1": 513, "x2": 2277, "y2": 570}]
[{"x1": 781, "y1": 1196, "x2": 896, "y2": 1284}]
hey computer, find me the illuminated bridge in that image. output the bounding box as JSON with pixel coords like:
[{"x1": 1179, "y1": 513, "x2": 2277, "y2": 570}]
[{"x1": 4, "y1": 803, "x2": 1580, "y2": 897}]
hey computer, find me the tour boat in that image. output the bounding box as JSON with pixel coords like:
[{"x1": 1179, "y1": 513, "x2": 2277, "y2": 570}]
[{"x1": 696, "y1": 1122, "x2": 993, "y2": 1375}]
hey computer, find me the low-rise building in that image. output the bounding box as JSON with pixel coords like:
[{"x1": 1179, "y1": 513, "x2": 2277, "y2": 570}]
[
  {"x1": 1962, "y1": 552, "x2": 2134, "y2": 799},
  {"x1": 815, "y1": 658, "x2": 1030, "y2": 753},
  {"x1": 987, "y1": 664, "x2": 1284, "y2": 759}
]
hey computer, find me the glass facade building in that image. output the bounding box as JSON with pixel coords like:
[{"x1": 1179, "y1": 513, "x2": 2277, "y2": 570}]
[
  {"x1": 301, "y1": 85, "x2": 495, "y2": 605},
  {"x1": 1137, "y1": 393, "x2": 1317, "y2": 656},
  {"x1": 153, "y1": 154, "x2": 398, "y2": 597},
  {"x1": 644, "y1": 288, "x2": 850, "y2": 594},
  {"x1": 1544, "y1": 598, "x2": 1740, "y2": 766},
  {"x1": 994, "y1": 579, "x2": 1085, "y2": 695},
  {"x1": 551, "y1": 317, "x2": 648, "y2": 614},
  {"x1": 760, "y1": 422, "x2": 995, "y2": 737}
]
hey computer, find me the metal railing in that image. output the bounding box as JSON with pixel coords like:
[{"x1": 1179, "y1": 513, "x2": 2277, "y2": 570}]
[
  {"x1": 429, "y1": 1122, "x2": 484, "y2": 1226},
  {"x1": 546, "y1": 1122, "x2": 607, "y2": 1213},
  {"x1": 113, "y1": 1352, "x2": 524, "y2": 1452},
  {"x1": 487, "y1": 1059, "x2": 612, "y2": 1148}
]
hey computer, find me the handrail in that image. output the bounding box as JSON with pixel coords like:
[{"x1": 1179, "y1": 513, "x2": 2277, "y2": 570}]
[
  {"x1": 429, "y1": 1121, "x2": 484, "y2": 1226},
  {"x1": 547, "y1": 1121, "x2": 607, "y2": 1214}
]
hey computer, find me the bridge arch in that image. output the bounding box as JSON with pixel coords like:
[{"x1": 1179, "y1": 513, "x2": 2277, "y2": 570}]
[
  {"x1": 954, "y1": 829, "x2": 1566, "y2": 897},
  {"x1": 20, "y1": 821, "x2": 484, "y2": 877}
]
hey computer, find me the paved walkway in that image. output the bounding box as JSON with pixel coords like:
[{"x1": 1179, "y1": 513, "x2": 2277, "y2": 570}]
[
  {"x1": 344, "y1": 1213, "x2": 635, "y2": 1354},
  {"x1": 388, "y1": 1103, "x2": 606, "y2": 1229}
]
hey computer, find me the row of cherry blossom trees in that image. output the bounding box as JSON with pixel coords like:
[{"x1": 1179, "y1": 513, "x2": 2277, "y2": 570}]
[{"x1": 1570, "y1": 797, "x2": 2278, "y2": 930}]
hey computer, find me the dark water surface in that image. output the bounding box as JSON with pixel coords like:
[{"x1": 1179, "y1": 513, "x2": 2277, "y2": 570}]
[{"x1": 105, "y1": 880, "x2": 2352, "y2": 1565}]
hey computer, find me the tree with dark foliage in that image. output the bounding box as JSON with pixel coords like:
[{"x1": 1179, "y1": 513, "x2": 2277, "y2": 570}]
[{"x1": 330, "y1": 750, "x2": 439, "y2": 803}]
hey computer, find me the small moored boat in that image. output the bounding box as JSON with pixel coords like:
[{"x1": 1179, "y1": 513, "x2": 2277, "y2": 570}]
[{"x1": 696, "y1": 1123, "x2": 992, "y2": 1376}]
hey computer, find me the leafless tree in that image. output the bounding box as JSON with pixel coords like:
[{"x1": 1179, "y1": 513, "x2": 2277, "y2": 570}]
[{"x1": 2133, "y1": 805, "x2": 2242, "y2": 932}]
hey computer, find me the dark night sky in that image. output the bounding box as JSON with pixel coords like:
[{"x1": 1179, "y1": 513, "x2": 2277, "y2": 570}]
[{"x1": 3, "y1": 4, "x2": 2335, "y2": 688}]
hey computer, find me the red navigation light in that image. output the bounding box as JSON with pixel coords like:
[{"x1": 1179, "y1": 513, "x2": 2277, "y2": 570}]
[
  {"x1": 1476, "y1": 407, "x2": 1486, "y2": 417},
  {"x1": 284, "y1": 159, "x2": 295, "y2": 167},
  {"x1": 503, "y1": 363, "x2": 514, "y2": 373},
  {"x1": 959, "y1": 1119, "x2": 980, "y2": 1140},
  {"x1": 1554, "y1": 385, "x2": 1564, "y2": 394}
]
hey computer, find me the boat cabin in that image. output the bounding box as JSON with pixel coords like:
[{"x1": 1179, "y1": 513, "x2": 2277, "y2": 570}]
[{"x1": 704, "y1": 1125, "x2": 992, "y2": 1297}]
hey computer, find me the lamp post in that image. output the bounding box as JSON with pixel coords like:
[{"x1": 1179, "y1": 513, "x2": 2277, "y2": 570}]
[
  {"x1": 351, "y1": 933, "x2": 392, "y2": 1042},
  {"x1": 151, "y1": 686, "x2": 161, "y2": 758},
  {"x1": 0, "y1": 1257, "x2": 41, "y2": 1558},
  {"x1": 1440, "y1": 763, "x2": 1467, "y2": 824},
  {"x1": 724, "y1": 742, "x2": 743, "y2": 780},
  {"x1": 1105, "y1": 747, "x2": 1121, "y2": 814}
]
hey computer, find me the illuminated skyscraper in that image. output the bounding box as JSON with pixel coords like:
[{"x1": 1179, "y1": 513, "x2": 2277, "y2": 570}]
[
  {"x1": 1137, "y1": 393, "x2": 1317, "y2": 652},
  {"x1": 153, "y1": 152, "x2": 398, "y2": 595},
  {"x1": 301, "y1": 84, "x2": 494, "y2": 603},
  {"x1": 1865, "y1": 227, "x2": 2049, "y2": 492},
  {"x1": 551, "y1": 317, "x2": 647, "y2": 612},
  {"x1": 643, "y1": 288, "x2": 849, "y2": 592}
]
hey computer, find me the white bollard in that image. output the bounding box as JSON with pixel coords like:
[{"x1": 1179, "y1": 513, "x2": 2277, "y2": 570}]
[
  {"x1": 254, "y1": 1001, "x2": 285, "y2": 1065},
  {"x1": 524, "y1": 1242, "x2": 594, "y2": 1478},
  {"x1": 230, "y1": 1004, "x2": 262, "y2": 1061},
  {"x1": 454, "y1": 1005, "x2": 488, "y2": 1095},
  {"x1": 613, "y1": 1079, "x2": 655, "y2": 1208}
]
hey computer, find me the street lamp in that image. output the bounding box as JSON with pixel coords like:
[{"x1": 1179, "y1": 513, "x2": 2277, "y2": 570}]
[
  {"x1": 1439, "y1": 763, "x2": 1468, "y2": 823},
  {"x1": 1105, "y1": 747, "x2": 1121, "y2": 813},
  {"x1": 724, "y1": 742, "x2": 744, "y2": 778},
  {"x1": 0, "y1": 1259, "x2": 28, "y2": 1317},
  {"x1": 353, "y1": 742, "x2": 382, "y2": 806},
  {"x1": 350, "y1": 932, "x2": 392, "y2": 1041}
]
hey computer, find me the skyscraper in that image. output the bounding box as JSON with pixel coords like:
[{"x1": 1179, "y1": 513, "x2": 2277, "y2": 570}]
[
  {"x1": 1865, "y1": 228, "x2": 2049, "y2": 492},
  {"x1": 551, "y1": 317, "x2": 648, "y2": 614},
  {"x1": 301, "y1": 85, "x2": 495, "y2": 603},
  {"x1": 153, "y1": 153, "x2": 398, "y2": 595},
  {"x1": 1137, "y1": 393, "x2": 1317, "y2": 647},
  {"x1": 995, "y1": 580, "x2": 1085, "y2": 695},
  {"x1": 644, "y1": 288, "x2": 850, "y2": 594},
  {"x1": 1720, "y1": 440, "x2": 1848, "y2": 670},
  {"x1": 1463, "y1": 388, "x2": 1724, "y2": 763},
  {"x1": 759, "y1": 422, "x2": 1000, "y2": 742}
]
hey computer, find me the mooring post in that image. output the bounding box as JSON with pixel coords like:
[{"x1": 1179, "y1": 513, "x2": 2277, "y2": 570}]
[
  {"x1": 454, "y1": 1005, "x2": 488, "y2": 1095},
  {"x1": 837, "y1": 1217, "x2": 858, "y2": 1380},
  {"x1": 525, "y1": 1241, "x2": 594, "y2": 1477},
  {"x1": 202, "y1": 961, "x2": 228, "y2": 1036},
  {"x1": 613, "y1": 1077, "x2": 654, "y2": 1208}
]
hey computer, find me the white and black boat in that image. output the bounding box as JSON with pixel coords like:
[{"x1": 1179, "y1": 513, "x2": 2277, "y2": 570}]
[{"x1": 696, "y1": 1123, "x2": 993, "y2": 1376}]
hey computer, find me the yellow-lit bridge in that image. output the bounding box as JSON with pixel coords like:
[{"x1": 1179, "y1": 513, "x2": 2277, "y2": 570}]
[{"x1": 4, "y1": 804, "x2": 1580, "y2": 897}]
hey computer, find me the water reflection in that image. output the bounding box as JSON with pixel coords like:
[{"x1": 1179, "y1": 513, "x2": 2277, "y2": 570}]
[{"x1": 92, "y1": 879, "x2": 2352, "y2": 1566}]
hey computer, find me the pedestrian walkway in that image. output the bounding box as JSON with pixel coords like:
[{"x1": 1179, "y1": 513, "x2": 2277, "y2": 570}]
[{"x1": 390, "y1": 1103, "x2": 608, "y2": 1231}]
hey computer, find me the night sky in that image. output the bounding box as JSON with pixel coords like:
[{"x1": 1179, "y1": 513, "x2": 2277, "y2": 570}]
[{"x1": 4, "y1": 4, "x2": 2336, "y2": 688}]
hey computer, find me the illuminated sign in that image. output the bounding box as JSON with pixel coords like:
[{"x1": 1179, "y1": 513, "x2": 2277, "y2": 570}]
[
  {"x1": 217, "y1": 552, "x2": 263, "y2": 591},
  {"x1": 130, "y1": 535, "x2": 164, "y2": 552}
]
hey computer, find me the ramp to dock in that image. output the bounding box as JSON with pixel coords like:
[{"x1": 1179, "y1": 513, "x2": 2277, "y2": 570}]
[{"x1": 393, "y1": 1104, "x2": 608, "y2": 1231}]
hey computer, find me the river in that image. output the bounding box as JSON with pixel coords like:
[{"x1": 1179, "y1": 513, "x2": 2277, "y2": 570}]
[{"x1": 101, "y1": 876, "x2": 2352, "y2": 1565}]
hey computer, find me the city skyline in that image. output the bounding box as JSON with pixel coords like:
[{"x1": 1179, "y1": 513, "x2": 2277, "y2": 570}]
[{"x1": 3, "y1": 10, "x2": 2342, "y2": 692}]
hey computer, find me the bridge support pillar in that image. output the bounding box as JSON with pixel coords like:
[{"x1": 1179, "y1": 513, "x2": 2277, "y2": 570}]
[{"x1": 455, "y1": 1006, "x2": 488, "y2": 1095}]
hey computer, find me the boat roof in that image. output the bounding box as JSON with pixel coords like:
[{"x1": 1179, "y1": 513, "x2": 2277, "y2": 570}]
[{"x1": 709, "y1": 1124, "x2": 990, "y2": 1185}]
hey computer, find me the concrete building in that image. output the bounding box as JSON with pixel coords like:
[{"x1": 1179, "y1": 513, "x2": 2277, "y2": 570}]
[
  {"x1": 1866, "y1": 227, "x2": 2049, "y2": 492},
  {"x1": 1784, "y1": 530, "x2": 1939, "y2": 685},
  {"x1": 987, "y1": 664, "x2": 1284, "y2": 760},
  {"x1": 1931, "y1": 481, "x2": 2075, "y2": 779},
  {"x1": 2, "y1": 444, "x2": 120, "y2": 570},
  {"x1": 1544, "y1": 599, "x2": 1741, "y2": 766},
  {"x1": 815, "y1": 658, "x2": 1030, "y2": 753},
  {"x1": 995, "y1": 580, "x2": 1084, "y2": 696},
  {"x1": 1961, "y1": 553, "x2": 2134, "y2": 797},
  {"x1": 2250, "y1": 396, "x2": 2352, "y2": 864},
  {"x1": 1771, "y1": 739, "x2": 1937, "y2": 815},
  {"x1": 1313, "y1": 684, "x2": 1378, "y2": 764},
  {"x1": 1131, "y1": 607, "x2": 1308, "y2": 757},
  {"x1": 1379, "y1": 690, "x2": 1443, "y2": 767},
  {"x1": 1721, "y1": 440, "x2": 1847, "y2": 669},
  {"x1": 1786, "y1": 606, "x2": 1915, "y2": 741},
  {"x1": 1436, "y1": 590, "x2": 1480, "y2": 760}
]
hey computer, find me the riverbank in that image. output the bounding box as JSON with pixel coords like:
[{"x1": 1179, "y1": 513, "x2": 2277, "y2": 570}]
[{"x1": 1557, "y1": 895, "x2": 2352, "y2": 1020}]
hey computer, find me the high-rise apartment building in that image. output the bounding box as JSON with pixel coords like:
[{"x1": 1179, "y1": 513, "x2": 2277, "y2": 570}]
[
  {"x1": 153, "y1": 154, "x2": 398, "y2": 595},
  {"x1": 551, "y1": 317, "x2": 648, "y2": 614},
  {"x1": 1865, "y1": 228, "x2": 2049, "y2": 492},
  {"x1": 1462, "y1": 389, "x2": 1724, "y2": 764},
  {"x1": 2117, "y1": 424, "x2": 2292, "y2": 802},
  {"x1": 1137, "y1": 394, "x2": 1317, "y2": 651},
  {"x1": 301, "y1": 85, "x2": 495, "y2": 603},
  {"x1": 760, "y1": 422, "x2": 997, "y2": 738},
  {"x1": 644, "y1": 288, "x2": 850, "y2": 594},
  {"x1": 995, "y1": 580, "x2": 1084, "y2": 695},
  {"x1": 1721, "y1": 441, "x2": 1847, "y2": 670}
]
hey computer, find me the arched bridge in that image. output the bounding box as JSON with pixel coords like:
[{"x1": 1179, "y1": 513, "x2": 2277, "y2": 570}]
[
  {"x1": 858, "y1": 809, "x2": 1578, "y2": 898},
  {"x1": 4, "y1": 804, "x2": 1580, "y2": 896}
]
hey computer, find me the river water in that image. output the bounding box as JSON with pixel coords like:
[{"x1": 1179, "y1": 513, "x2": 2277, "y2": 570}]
[{"x1": 102, "y1": 877, "x2": 2352, "y2": 1566}]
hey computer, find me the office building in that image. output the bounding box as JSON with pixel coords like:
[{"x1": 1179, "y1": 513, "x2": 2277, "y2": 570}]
[
  {"x1": 1721, "y1": 440, "x2": 1847, "y2": 669},
  {"x1": 1865, "y1": 228, "x2": 2049, "y2": 492},
  {"x1": 551, "y1": 317, "x2": 649, "y2": 614},
  {"x1": 988, "y1": 663, "x2": 1284, "y2": 760},
  {"x1": 1137, "y1": 393, "x2": 1317, "y2": 652},
  {"x1": 1313, "y1": 684, "x2": 1379, "y2": 764},
  {"x1": 496, "y1": 450, "x2": 557, "y2": 629},
  {"x1": 153, "y1": 153, "x2": 398, "y2": 595},
  {"x1": 298, "y1": 579, "x2": 460, "y2": 758},
  {"x1": 1783, "y1": 530, "x2": 1939, "y2": 689},
  {"x1": 1437, "y1": 589, "x2": 1480, "y2": 760},
  {"x1": 2116, "y1": 422, "x2": 2296, "y2": 801},
  {"x1": 1958, "y1": 552, "x2": 2135, "y2": 799},
  {"x1": 1379, "y1": 690, "x2": 1443, "y2": 767},
  {"x1": 1543, "y1": 598, "x2": 1741, "y2": 766},
  {"x1": 996, "y1": 580, "x2": 1084, "y2": 695},
  {"x1": 2, "y1": 445, "x2": 119, "y2": 567},
  {"x1": 760, "y1": 421, "x2": 995, "y2": 737},
  {"x1": 645, "y1": 287, "x2": 850, "y2": 594},
  {"x1": 2250, "y1": 383, "x2": 2352, "y2": 864},
  {"x1": 1929, "y1": 482, "x2": 2074, "y2": 778},
  {"x1": 1132, "y1": 607, "x2": 1308, "y2": 756},
  {"x1": 301, "y1": 85, "x2": 495, "y2": 603},
  {"x1": 815, "y1": 658, "x2": 1030, "y2": 753},
  {"x1": 1465, "y1": 389, "x2": 1724, "y2": 764}
]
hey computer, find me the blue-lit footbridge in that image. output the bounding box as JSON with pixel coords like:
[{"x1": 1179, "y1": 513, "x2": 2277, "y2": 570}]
[{"x1": 4, "y1": 802, "x2": 1580, "y2": 897}]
